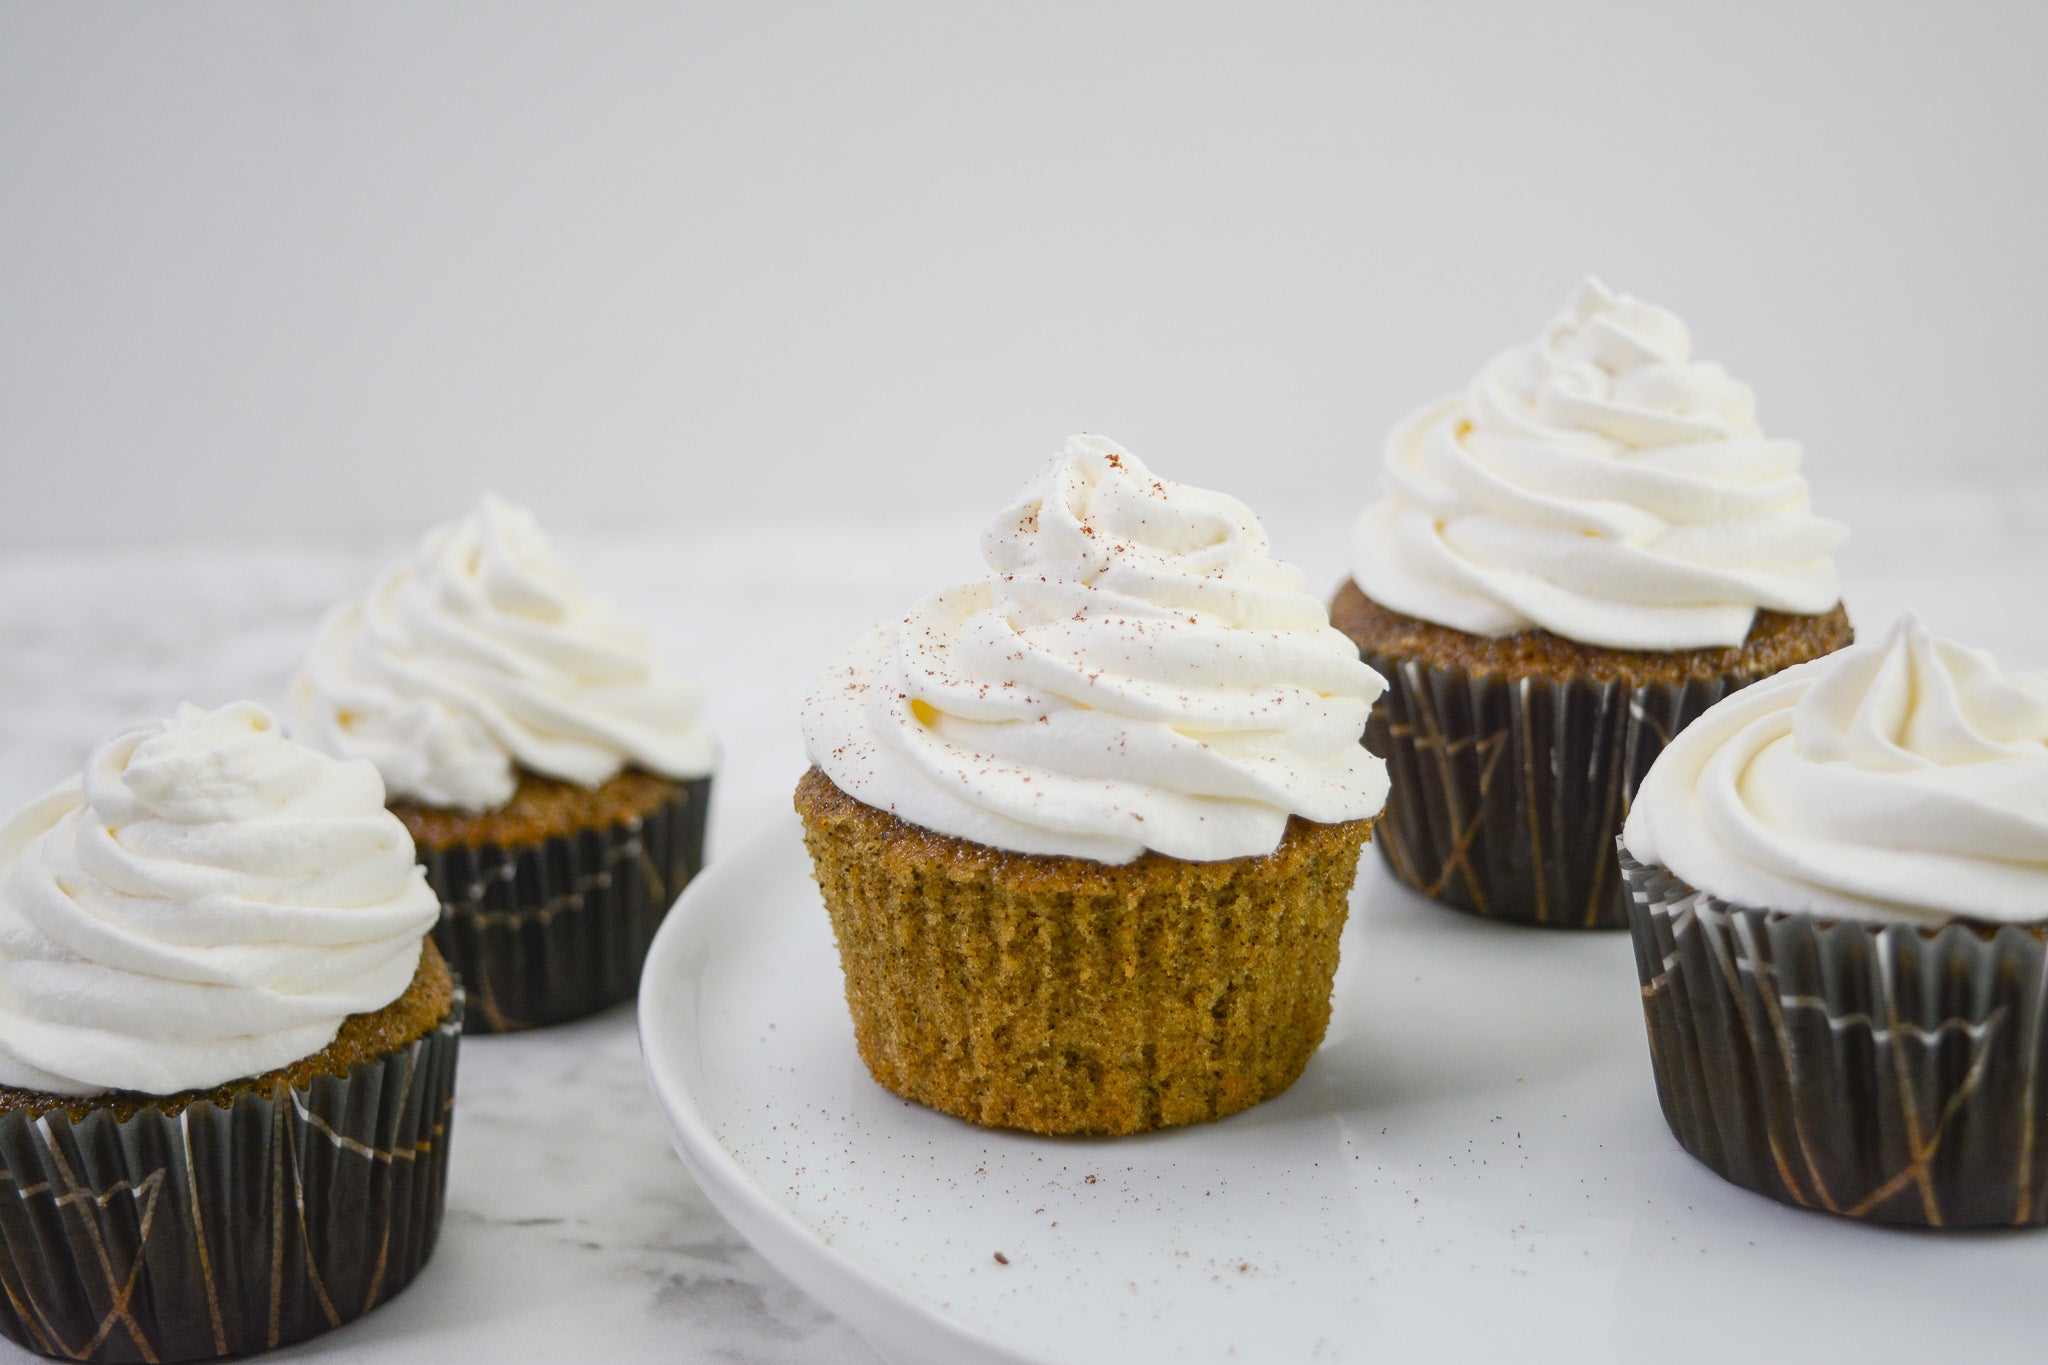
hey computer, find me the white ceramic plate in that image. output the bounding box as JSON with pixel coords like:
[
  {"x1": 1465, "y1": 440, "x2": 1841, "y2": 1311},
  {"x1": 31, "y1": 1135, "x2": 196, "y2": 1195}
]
[{"x1": 641, "y1": 815, "x2": 2048, "y2": 1365}]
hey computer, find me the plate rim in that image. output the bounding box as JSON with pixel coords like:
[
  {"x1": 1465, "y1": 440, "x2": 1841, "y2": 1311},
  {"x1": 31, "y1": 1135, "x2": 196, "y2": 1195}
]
[{"x1": 637, "y1": 807, "x2": 1049, "y2": 1365}]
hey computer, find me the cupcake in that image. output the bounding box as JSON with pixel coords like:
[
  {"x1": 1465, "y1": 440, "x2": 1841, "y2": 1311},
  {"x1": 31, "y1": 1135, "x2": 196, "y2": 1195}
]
[
  {"x1": 0, "y1": 702, "x2": 456, "y2": 1361},
  {"x1": 1621, "y1": 619, "x2": 2048, "y2": 1226},
  {"x1": 291, "y1": 494, "x2": 716, "y2": 1032},
  {"x1": 798, "y1": 436, "x2": 1390, "y2": 1137},
  {"x1": 1333, "y1": 277, "x2": 1853, "y2": 928}
]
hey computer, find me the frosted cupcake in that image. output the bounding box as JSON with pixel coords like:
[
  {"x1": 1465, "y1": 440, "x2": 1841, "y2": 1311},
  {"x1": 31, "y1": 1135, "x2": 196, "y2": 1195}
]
[
  {"x1": 0, "y1": 702, "x2": 456, "y2": 1360},
  {"x1": 1333, "y1": 278, "x2": 1852, "y2": 928},
  {"x1": 799, "y1": 436, "x2": 1390, "y2": 1136},
  {"x1": 291, "y1": 494, "x2": 716, "y2": 1032},
  {"x1": 1622, "y1": 619, "x2": 2048, "y2": 1226}
]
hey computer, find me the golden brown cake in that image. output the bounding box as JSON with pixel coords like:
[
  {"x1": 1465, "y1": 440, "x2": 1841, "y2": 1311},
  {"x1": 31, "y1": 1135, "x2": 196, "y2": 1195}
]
[
  {"x1": 392, "y1": 767, "x2": 684, "y2": 849},
  {"x1": 1331, "y1": 580, "x2": 1853, "y2": 687},
  {"x1": 798, "y1": 439, "x2": 1392, "y2": 1133},
  {"x1": 799, "y1": 769, "x2": 1375, "y2": 1136}
]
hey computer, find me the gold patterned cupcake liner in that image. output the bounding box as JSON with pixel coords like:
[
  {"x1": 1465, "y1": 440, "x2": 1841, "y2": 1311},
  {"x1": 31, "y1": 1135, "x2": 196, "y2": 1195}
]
[
  {"x1": 0, "y1": 996, "x2": 462, "y2": 1362},
  {"x1": 1622, "y1": 848, "x2": 2048, "y2": 1227},
  {"x1": 421, "y1": 777, "x2": 709, "y2": 1033},
  {"x1": 1358, "y1": 651, "x2": 1747, "y2": 928}
]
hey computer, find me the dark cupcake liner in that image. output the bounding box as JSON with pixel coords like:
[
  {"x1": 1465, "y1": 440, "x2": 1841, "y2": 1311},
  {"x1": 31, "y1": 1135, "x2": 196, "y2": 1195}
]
[
  {"x1": 0, "y1": 996, "x2": 461, "y2": 1362},
  {"x1": 1621, "y1": 849, "x2": 2048, "y2": 1227},
  {"x1": 1356, "y1": 648, "x2": 1746, "y2": 928},
  {"x1": 422, "y1": 776, "x2": 709, "y2": 1033}
]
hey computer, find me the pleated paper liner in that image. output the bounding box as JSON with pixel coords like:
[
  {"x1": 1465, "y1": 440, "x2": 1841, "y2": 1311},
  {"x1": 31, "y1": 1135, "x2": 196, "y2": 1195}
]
[
  {"x1": 421, "y1": 776, "x2": 709, "y2": 1033},
  {"x1": 1621, "y1": 848, "x2": 2048, "y2": 1228},
  {"x1": 795, "y1": 767, "x2": 1374, "y2": 1137},
  {"x1": 1357, "y1": 648, "x2": 1748, "y2": 929},
  {"x1": 0, "y1": 995, "x2": 462, "y2": 1363}
]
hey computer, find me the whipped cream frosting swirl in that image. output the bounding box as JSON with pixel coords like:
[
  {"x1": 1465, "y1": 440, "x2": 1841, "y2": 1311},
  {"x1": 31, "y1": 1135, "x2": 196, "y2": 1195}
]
[
  {"x1": 803, "y1": 436, "x2": 1390, "y2": 864},
  {"x1": 292, "y1": 494, "x2": 717, "y2": 812},
  {"x1": 0, "y1": 702, "x2": 441, "y2": 1096},
  {"x1": 1351, "y1": 277, "x2": 1846, "y2": 651},
  {"x1": 1624, "y1": 619, "x2": 2048, "y2": 925}
]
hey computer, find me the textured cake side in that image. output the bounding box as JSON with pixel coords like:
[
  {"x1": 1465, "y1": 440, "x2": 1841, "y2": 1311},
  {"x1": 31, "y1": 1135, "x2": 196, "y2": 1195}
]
[{"x1": 795, "y1": 767, "x2": 1373, "y2": 1136}]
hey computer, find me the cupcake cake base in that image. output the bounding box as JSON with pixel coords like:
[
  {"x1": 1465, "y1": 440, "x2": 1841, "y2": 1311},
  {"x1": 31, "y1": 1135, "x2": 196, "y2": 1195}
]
[
  {"x1": 1332, "y1": 582, "x2": 1851, "y2": 929},
  {"x1": 0, "y1": 944, "x2": 462, "y2": 1362},
  {"x1": 1622, "y1": 849, "x2": 2048, "y2": 1227},
  {"x1": 796, "y1": 768, "x2": 1374, "y2": 1137}
]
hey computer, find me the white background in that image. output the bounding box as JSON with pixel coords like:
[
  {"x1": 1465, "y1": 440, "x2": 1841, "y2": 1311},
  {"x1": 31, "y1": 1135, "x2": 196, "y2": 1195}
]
[{"x1": 5, "y1": 1, "x2": 2046, "y2": 551}]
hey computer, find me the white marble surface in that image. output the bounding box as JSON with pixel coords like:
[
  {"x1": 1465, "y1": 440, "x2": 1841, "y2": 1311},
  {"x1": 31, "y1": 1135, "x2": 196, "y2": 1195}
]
[{"x1": 0, "y1": 473, "x2": 2042, "y2": 1362}]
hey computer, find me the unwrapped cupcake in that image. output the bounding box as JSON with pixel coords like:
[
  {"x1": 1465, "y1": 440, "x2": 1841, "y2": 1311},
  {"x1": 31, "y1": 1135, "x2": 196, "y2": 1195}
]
[
  {"x1": 1622, "y1": 618, "x2": 2048, "y2": 1226},
  {"x1": 1333, "y1": 277, "x2": 1852, "y2": 928},
  {"x1": 291, "y1": 494, "x2": 716, "y2": 1032},
  {"x1": 0, "y1": 702, "x2": 457, "y2": 1360},
  {"x1": 799, "y1": 435, "x2": 1390, "y2": 1136}
]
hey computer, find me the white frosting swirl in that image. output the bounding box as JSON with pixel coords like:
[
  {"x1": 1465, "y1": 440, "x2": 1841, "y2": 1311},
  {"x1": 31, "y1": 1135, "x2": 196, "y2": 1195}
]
[
  {"x1": 803, "y1": 435, "x2": 1390, "y2": 864},
  {"x1": 292, "y1": 494, "x2": 717, "y2": 812},
  {"x1": 0, "y1": 702, "x2": 441, "y2": 1097},
  {"x1": 1350, "y1": 277, "x2": 1846, "y2": 651},
  {"x1": 1624, "y1": 619, "x2": 2048, "y2": 925}
]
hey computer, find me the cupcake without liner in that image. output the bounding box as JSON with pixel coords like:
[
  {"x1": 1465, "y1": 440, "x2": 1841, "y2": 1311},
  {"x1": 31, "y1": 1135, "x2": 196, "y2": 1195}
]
[
  {"x1": 1334, "y1": 277, "x2": 1852, "y2": 928},
  {"x1": 1621, "y1": 619, "x2": 2048, "y2": 1227},
  {"x1": 291, "y1": 495, "x2": 716, "y2": 1032},
  {"x1": 799, "y1": 437, "x2": 1390, "y2": 1137},
  {"x1": 0, "y1": 703, "x2": 457, "y2": 1361}
]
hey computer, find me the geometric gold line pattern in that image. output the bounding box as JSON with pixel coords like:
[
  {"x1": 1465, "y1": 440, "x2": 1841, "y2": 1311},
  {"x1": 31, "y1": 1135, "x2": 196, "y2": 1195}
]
[
  {"x1": 449, "y1": 834, "x2": 659, "y2": 932},
  {"x1": 176, "y1": 1112, "x2": 228, "y2": 1358},
  {"x1": 0, "y1": 1005, "x2": 460, "y2": 1361},
  {"x1": 1623, "y1": 850, "x2": 2048, "y2": 1228},
  {"x1": 1365, "y1": 653, "x2": 1738, "y2": 930},
  {"x1": 417, "y1": 778, "x2": 707, "y2": 1035}
]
